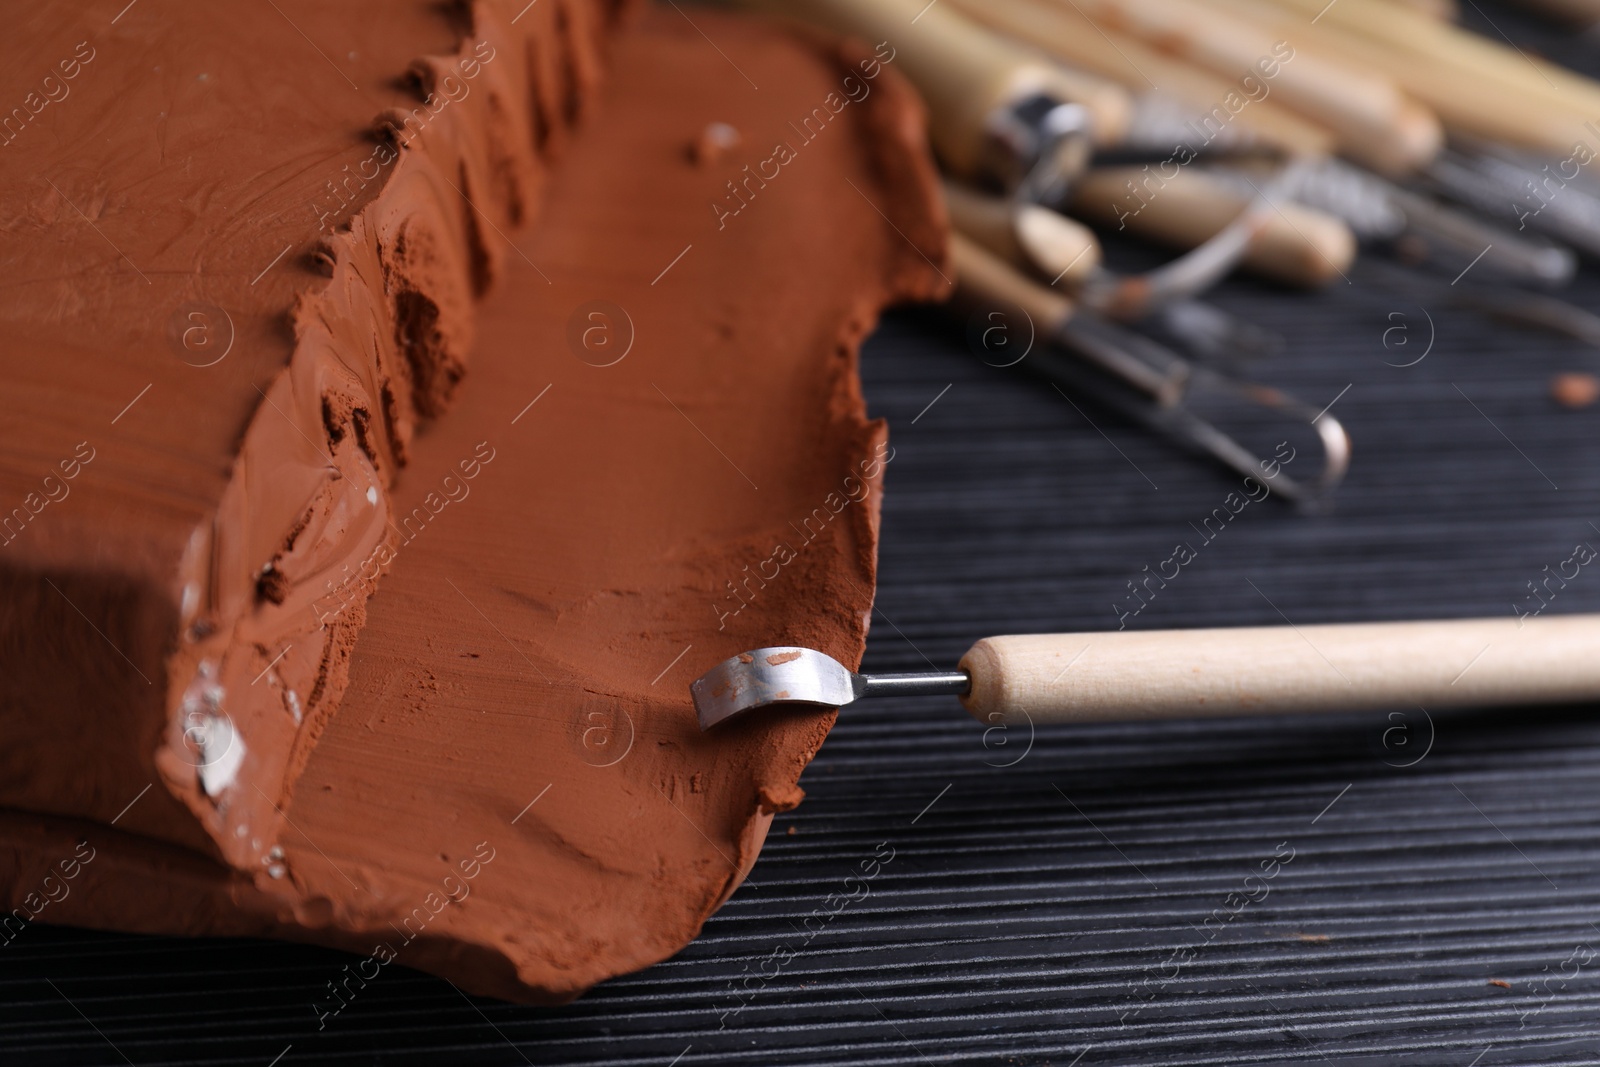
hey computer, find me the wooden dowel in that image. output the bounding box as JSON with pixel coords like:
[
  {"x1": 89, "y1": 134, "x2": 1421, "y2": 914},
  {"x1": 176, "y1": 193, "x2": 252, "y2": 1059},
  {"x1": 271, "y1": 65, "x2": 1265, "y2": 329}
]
[{"x1": 961, "y1": 615, "x2": 1600, "y2": 723}]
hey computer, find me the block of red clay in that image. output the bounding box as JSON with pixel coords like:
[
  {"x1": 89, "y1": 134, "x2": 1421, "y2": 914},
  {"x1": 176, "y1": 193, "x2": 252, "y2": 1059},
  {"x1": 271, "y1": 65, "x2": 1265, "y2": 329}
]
[
  {"x1": 0, "y1": 6, "x2": 947, "y2": 1003},
  {"x1": 0, "y1": 0, "x2": 628, "y2": 874}
]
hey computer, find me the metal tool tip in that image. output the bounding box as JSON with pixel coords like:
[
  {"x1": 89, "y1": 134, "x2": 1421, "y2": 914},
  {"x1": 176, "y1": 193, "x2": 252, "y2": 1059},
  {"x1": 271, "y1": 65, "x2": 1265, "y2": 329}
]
[{"x1": 688, "y1": 646, "x2": 859, "y2": 731}]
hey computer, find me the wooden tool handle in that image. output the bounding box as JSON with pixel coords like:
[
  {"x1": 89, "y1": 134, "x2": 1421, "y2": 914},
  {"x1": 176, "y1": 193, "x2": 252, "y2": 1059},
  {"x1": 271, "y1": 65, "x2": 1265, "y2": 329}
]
[
  {"x1": 1070, "y1": 167, "x2": 1355, "y2": 288},
  {"x1": 951, "y1": 0, "x2": 1338, "y2": 158},
  {"x1": 960, "y1": 615, "x2": 1600, "y2": 723},
  {"x1": 740, "y1": 0, "x2": 1129, "y2": 175},
  {"x1": 950, "y1": 231, "x2": 1075, "y2": 334},
  {"x1": 944, "y1": 181, "x2": 1102, "y2": 287}
]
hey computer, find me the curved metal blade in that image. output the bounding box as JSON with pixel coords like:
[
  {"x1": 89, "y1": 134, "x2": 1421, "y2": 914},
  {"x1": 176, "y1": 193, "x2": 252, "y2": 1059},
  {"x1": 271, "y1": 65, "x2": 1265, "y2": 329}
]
[{"x1": 689, "y1": 647, "x2": 860, "y2": 730}]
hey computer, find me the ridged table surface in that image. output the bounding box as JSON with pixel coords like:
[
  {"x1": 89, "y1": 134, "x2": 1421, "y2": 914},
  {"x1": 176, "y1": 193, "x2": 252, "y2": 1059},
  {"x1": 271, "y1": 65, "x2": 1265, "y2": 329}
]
[{"x1": 7, "y1": 5, "x2": 1600, "y2": 1065}]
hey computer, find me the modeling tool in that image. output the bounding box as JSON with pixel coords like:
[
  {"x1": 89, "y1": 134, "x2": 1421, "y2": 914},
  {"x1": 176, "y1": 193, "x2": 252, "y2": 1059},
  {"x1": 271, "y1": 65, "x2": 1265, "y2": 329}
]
[
  {"x1": 944, "y1": 181, "x2": 1281, "y2": 361},
  {"x1": 1070, "y1": 166, "x2": 1356, "y2": 289},
  {"x1": 943, "y1": 179, "x2": 1102, "y2": 288},
  {"x1": 948, "y1": 0, "x2": 1440, "y2": 174},
  {"x1": 691, "y1": 615, "x2": 1600, "y2": 730},
  {"x1": 732, "y1": 0, "x2": 1125, "y2": 198},
  {"x1": 952, "y1": 233, "x2": 1350, "y2": 503},
  {"x1": 1425, "y1": 149, "x2": 1600, "y2": 260},
  {"x1": 949, "y1": 0, "x2": 1338, "y2": 159},
  {"x1": 1237, "y1": 158, "x2": 1577, "y2": 286},
  {"x1": 743, "y1": 0, "x2": 1328, "y2": 309}
]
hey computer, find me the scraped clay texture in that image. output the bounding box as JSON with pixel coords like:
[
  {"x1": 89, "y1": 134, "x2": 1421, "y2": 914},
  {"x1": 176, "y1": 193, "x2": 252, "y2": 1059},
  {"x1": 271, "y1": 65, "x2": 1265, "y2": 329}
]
[
  {"x1": 0, "y1": 4, "x2": 947, "y2": 1001},
  {"x1": 0, "y1": 0, "x2": 627, "y2": 873}
]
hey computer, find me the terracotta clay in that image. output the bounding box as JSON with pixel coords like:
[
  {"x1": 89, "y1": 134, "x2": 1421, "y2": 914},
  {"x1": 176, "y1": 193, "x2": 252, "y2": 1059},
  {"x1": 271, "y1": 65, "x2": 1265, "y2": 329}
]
[
  {"x1": 0, "y1": 0, "x2": 626, "y2": 871},
  {"x1": 0, "y1": 2, "x2": 947, "y2": 1002}
]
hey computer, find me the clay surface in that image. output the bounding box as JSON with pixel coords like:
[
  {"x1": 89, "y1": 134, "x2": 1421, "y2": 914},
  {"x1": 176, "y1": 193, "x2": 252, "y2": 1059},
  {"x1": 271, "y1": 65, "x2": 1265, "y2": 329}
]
[
  {"x1": 1, "y1": 5, "x2": 946, "y2": 1001},
  {"x1": 0, "y1": 0, "x2": 624, "y2": 872}
]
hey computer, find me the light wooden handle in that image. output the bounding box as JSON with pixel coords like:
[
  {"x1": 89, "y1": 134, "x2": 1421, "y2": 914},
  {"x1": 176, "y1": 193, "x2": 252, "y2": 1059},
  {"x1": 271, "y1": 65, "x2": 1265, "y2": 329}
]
[
  {"x1": 944, "y1": 181, "x2": 1102, "y2": 287},
  {"x1": 950, "y1": 231, "x2": 1075, "y2": 334},
  {"x1": 1070, "y1": 167, "x2": 1356, "y2": 288},
  {"x1": 947, "y1": 0, "x2": 1339, "y2": 158},
  {"x1": 738, "y1": 0, "x2": 1129, "y2": 175},
  {"x1": 1255, "y1": 0, "x2": 1600, "y2": 155},
  {"x1": 960, "y1": 616, "x2": 1600, "y2": 723},
  {"x1": 1032, "y1": 0, "x2": 1442, "y2": 173},
  {"x1": 1386, "y1": 0, "x2": 1459, "y2": 19}
]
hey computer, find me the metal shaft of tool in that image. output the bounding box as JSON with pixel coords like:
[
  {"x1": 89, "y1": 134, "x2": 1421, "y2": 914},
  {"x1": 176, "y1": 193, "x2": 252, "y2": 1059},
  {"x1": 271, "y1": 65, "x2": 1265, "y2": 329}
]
[{"x1": 859, "y1": 670, "x2": 972, "y2": 698}]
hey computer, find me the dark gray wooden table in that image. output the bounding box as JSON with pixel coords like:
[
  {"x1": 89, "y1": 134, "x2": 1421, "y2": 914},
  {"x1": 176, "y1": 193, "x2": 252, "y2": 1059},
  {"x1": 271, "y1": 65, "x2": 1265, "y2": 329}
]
[{"x1": 6, "y1": 5, "x2": 1600, "y2": 1064}]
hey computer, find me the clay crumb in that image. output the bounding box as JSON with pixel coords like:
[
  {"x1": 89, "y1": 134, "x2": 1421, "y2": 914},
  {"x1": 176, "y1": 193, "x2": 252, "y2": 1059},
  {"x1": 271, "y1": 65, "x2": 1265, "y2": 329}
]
[
  {"x1": 786, "y1": 825, "x2": 796, "y2": 835},
  {"x1": 1489, "y1": 979, "x2": 1511, "y2": 989},
  {"x1": 689, "y1": 121, "x2": 739, "y2": 166},
  {"x1": 757, "y1": 781, "x2": 805, "y2": 814},
  {"x1": 1294, "y1": 933, "x2": 1331, "y2": 943},
  {"x1": 738, "y1": 653, "x2": 753, "y2": 664},
  {"x1": 1551, "y1": 372, "x2": 1600, "y2": 408},
  {"x1": 766, "y1": 650, "x2": 803, "y2": 666}
]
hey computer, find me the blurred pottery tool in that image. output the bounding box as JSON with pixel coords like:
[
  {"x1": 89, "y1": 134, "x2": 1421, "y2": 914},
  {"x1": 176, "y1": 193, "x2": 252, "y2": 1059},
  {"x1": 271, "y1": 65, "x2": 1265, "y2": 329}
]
[
  {"x1": 945, "y1": 181, "x2": 1282, "y2": 361},
  {"x1": 949, "y1": 0, "x2": 1338, "y2": 159},
  {"x1": 732, "y1": 0, "x2": 1127, "y2": 196},
  {"x1": 751, "y1": 0, "x2": 1327, "y2": 305},
  {"x1": 1353, "y1": 258, "x2": 1600, "y2": 350},
  {"x1": 1251, "y1": 0, "x2": 1600, "y2": 154},
  {"x1": 943, "y1": 179, "x2": 1102, "y2": 287},
  {"x1": 1459, "y1": 137, "x2": 1600, "y2": 201},
  {"x1": 1340, "y1": 182, "x2": 1574, "y2": 286},
  {"x1": 986, "y1": 152, "x2": 1321, "y2": 315},
  {"x1": 1502, "y1": 0, "x2": 1600, "y2": 27},
  {"x1": 1111, "y1": 94, "x2": 1328, "y2": 164},
  {"x1": 1482, "y1": 295, "x2": 1600, "y2": 349},
  {"x1": 1222, "y1": 158, "x2": 1577, "y2": 285},
  {"x1": 1424, "y1": 149, "x2": 1600, "y2": 260},
  {"x1": 1143, "y1": 300, "x2": 1285, "y2": 367},
  {"x1": 690, "y1": 615, "x2": 1600, "y2": 729},
  {"x1": 951, "y1": 0, "x2": 1443, "y2": 174},
  {"x1": 952, "y1": 233, "x2": 1350, "y2": 505},
  {"x1": 1063, "y1": 160, "x2": 1321, "y2": 314},
  {"x1": 1071, "y1": 166, "x2": 1357, "y2": 289}
]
